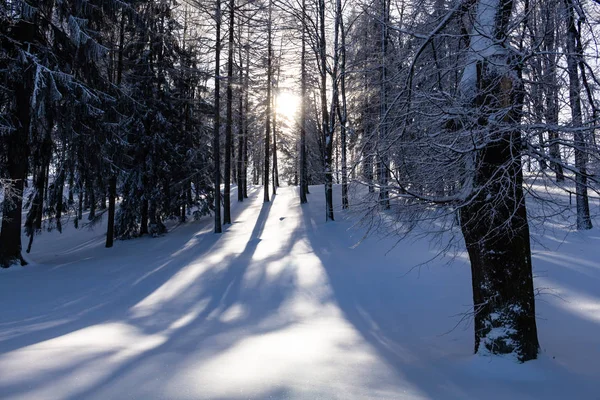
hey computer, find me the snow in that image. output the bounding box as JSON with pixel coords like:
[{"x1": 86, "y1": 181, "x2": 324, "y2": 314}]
[
  {"x1": 1, "y1": 184, "x2": 599, "y2": 399},
  {"x1": 460, "y1": 0, "x2": 511, "y2": 99}
]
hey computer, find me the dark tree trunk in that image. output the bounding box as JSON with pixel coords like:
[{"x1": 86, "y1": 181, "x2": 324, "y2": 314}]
[
  {"x1": 264, "y1": 0, "x2": 272, "y2": 203},
  {"x1": 237, "y1": 92, "x2": 244, "y2": 202},
  {"x1": 140, "y1": 197, "x2": 149, "y2": 235},
  {"x1": 106, "y1": 175, "x2": 117, "y2": 248},
  {"x1": 299, "y1": 0, "x2": 308, "y2": 204},
  {"x1": 459, "y1": 128, "x2": 539, "y2": 361},
  {"x1": 88, "y1": 181, "x2": 96, "y2": 221},
  {"x1": 55, "y1": 165, "x2": 65, "y2": 233},
  {"x1": 0, "y1": 69, "x2": 31, "y2": 267},
  {"x1": 337, "y1": 0, "x2": 349, "y2": 209},
  {"x1": 378, "y1": 0, "x2": 390, "y2": 209},
  {"x1": 273, "y1": 100, "x2": 279, "y2": 196},
  {"x1": 319, "y1": 0, "x2": 333, "y2": 220},
  {"x1": 214, "y1": 0, "x2": 223, "y2": 232},
  {"x1": 223, "y1": 0, "x2": 235, "y2": 224},
  {"x1": 543, "y1": 1, "x2": 564, "y2": 182},
  {"x1": 458, "y1": 0, "x2": 539, "y2": 362},
  {"x1": 77, "y1": 181, "x2": 84, "y2": 224},
  {"x1": 237, "y1": 38, "x2": 244, "y2": 203},
  {"x1": 243, "y1": 26, "x2": 250, "y2": 200},
  {"x1": 564, "y1": 0, "x2": 592, "y2": 230}
]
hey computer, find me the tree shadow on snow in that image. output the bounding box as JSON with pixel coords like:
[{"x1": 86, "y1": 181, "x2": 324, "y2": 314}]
[{"x1": 298, "y1": 203, "x2": 600, "y2": 400}]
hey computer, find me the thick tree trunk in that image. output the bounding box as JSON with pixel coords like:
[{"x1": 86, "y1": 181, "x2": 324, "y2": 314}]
[
  {"x1": 0, "y1": 72, "x2": 31, "y2": 267},
  {"x1": 459, "y1": 0, "x2": 539, "y2": 362},
  {"x1": 459, "y1": 125, "x2": 539, "y2": 361}
]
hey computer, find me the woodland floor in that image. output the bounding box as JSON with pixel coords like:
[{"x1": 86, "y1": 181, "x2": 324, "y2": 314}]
[{"x1": 0, "y1": 185, "x2": 599, "y2": 399}]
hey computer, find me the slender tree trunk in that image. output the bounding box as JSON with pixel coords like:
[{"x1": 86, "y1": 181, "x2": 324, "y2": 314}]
[
  {"x1": 264, "y1": 0, "x2": 272, "y2": 203},
  {"x1": 378, "y1": 0, "x2": 390, "y2": 209},
  {"x1": 336, "y1": 0, "x2": 349, "y2": 209},
  {"x1": 273, "y1": 105, "x2": 278, "y2": 195},
  {"x1": 299, "y1": 0, "x2": 308, "y2": 204},
  {"x1": 140, "y1": 190, "x2": 149, "y2": 235},
  {"x1": 88, "y1": 180, "x2": 96, "y2": 221},
  {"x1": 106, "y1": 10, "x2": 126, "y2": 247},
  {"x1": 214, "y1": 0, "x2": 223, "y2": 232},
  {"x1": 55, "y1": 154, "x2": 65, "y2": 233},
  {"x1": 564, "y1": 0, "x2": 592, "y2": 230},
  {"x1": 237, "y1": 55, "x2": 245, "y2": 202},
  {"x1": 223, "y1": 0, "x2": 235, "y2": 224},
  {"x1": 106, "y1": 175, "x2": 117, "y2": 248},
  {"x1": 319, "y1": 0, "x2": 333, "y2": 220},
  {"x1": 243, "y1": 26, "x2": 250, "y2": 199},
  {"x1": 543, "y1": 1, "x2": 564, "y2": 181}
]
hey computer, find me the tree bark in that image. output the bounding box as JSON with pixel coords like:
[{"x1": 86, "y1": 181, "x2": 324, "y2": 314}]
[
  {"x1": 299, "y1": 0, "x2": 308, "y2": 204},
  {"x1": 542, "y1": 0, "x2": 564, "y2": 181},
  {"x1": 459, "y1": 0, "x2": 539, "y2": 362},
  {"x1": 223, "y1": 0, "x2": 235, "y2": 224},
  {"x1": 106, "y1": 175, "x2": 117, "y2": 248},
  {"x1": 319, "y1": 0, "x2": 333, "y2": 220},
  {"x1": 214, "y1": 0, "x2": 223, "y2": 232},
  {"x1": 564, "y1": 0, "x2": 592, "y2": 230},
  {"x1": 264, "y1": 0, "x2": 272, "y2": 203},
  {"x1": 0, "y1": 62, "x2": 31, "y2": 267}
]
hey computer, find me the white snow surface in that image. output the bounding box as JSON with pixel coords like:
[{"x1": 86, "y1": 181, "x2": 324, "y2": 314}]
[{"x1": 1, "y1": 185, "x2": 599, "y2": 399}]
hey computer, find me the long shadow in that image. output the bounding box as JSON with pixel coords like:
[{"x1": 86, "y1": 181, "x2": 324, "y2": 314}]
[
  {"x1": 0, "y1": 190, "x2": 264, "y2": 355},
  {"x1": 299, "y1": 203, "x2": 600, "y2": 399},
  {"x1": 61, "y1": 194, "x2": 308, "y2": 399}
]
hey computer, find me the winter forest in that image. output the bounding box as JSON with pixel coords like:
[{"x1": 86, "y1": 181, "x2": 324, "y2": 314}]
[{"x1": 1, "y1": 0, "x2": 600, "y2": 398}]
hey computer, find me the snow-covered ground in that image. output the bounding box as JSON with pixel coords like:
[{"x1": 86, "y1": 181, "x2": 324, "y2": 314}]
[{"x1": 0, "y1": 185, "x2": 599, "y2": 399}]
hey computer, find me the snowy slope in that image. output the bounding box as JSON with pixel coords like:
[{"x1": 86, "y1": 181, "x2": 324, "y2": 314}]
[{"x1": 0, "y1": 185, "x2": 599, "y2": 399}]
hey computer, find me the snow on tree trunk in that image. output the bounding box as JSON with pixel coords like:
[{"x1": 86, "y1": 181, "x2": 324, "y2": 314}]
[{"x1": 458, "y1": 0, "x2": 539, "y2": 362}]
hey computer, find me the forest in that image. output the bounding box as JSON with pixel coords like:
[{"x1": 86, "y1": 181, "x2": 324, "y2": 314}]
[{"x1": 1, "y1": 0, "x2": 600, "y2": 398}]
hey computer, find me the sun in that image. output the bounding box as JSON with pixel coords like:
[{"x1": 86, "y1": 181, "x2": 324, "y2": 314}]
[{"x1": 275, "y1": 91, "x2": 300, "y2": 118}]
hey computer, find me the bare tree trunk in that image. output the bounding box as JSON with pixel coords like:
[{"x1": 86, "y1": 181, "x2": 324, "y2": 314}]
[
  {"x1": 273, "y1": 105, "x2": 279, "y2": 195},
  {"x1": 243, "y1": 24, "x2": 251, "y2": 199},
  {"x1": 378, "y1": 0, "x2": 390, "y2": 209},
  {"x1": 223, "y1": 0, "x2": 235, "y2": 224},
  {"x1": 264, "y1": 0, "x2": 272, "y2": 203},
  {"x1": 0, "y1": 56, "x2": 31, "y2": 267},
  {"x1": 319, "y1": 0, "x2": 334, "y2": 220},
  {"x1": 339, "y1": 16, "x2": 349, "y2": 209},
  {"x1": 299, "y1": 0, "x2": 308, "y2": 204},
  {"x1": 564, "y1": 0, "x2": 592, "y2": 230},
  {"x1": 237, "y1": 46, "x2": 245, "y2": 202},
  {"x1": 106, "y1": 175, "x2": 117, "y2": 248},
  {"x1": 214, "y1": 0, "x2": 223, "y2": 233},
  {"x1": 458, "y1": 0, "x2": 539, "y2": 362},
  {"x1": 543, "y1": 0, "x2": 564, "y2": 181}
]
